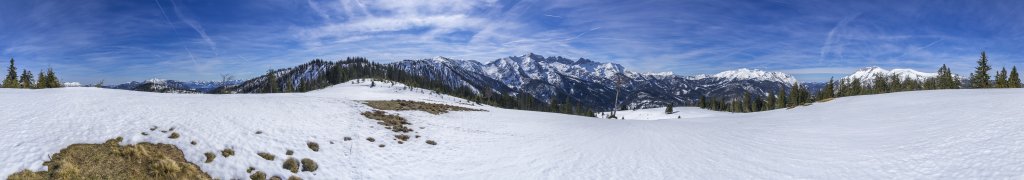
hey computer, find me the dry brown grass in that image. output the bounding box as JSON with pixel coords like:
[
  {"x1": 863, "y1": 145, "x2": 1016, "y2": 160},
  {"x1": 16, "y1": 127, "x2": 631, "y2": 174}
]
[
  {"x1": 300, "y1": 158, "x2": 318, "y2": 172},
  {"x1": 307, "y1": 142, "x2": 320, "y2": 152},
  {"x1": 257, "y1": 152, "x2": 276, "y2": 160},
  {"x1": 168, "y1": 132, "x2": 180, "y2": 139},
  {"x1": 7, "y1": 137, "x2": 211, "y2": 180},
  {"x1": 364, "y1": 100, "x2": 481, "y2": 114},
  {"x1": 250, "y1": 170, "x2": 266, "y2": 180},
  {"x1": 288, "y1": 175, "x2": 302, "y2": 180},
  {"x1": 395, "y1": 134, "x2": 410, "y2": 141},
  {"x1": 221, "y1": 148, "x2": 235, "y2": 157},
  {"x1": 282, "y1": 158, "x2": 299, "y2": 173},
  {"x1": 361, "y1": 110, "x2": 412, "y2": 133},
  {"x1": 204, "y1": 152, "x2": 216, "y2": 163}
]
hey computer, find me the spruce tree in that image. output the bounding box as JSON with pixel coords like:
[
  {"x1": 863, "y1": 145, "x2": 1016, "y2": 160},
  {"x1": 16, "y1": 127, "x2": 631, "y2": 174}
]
[
  {"x1": 45, "y1": 67, "x2": 60, "y2": 88},
  {"x1": 995, "y1": 67, "x2": 1008, "y2": 88},
  {"x1": 36, "y1": 71, "x2": 45, "y2": 88},
  {"x1": 1010, "y1": 66, "x2": 1021, "y2": 88},
  {"x1": 664, "y1": 103, "x2": 674, "y2": 114},
  {"x1": 265, "y1": 69, "x2": 278, "y2": 93},
  {"x1": 3, "y1": 58, "x2": 18, "y2": 88},
  {"x1": 970, "y1": 51, "x2": 992, "y2": 88},
  {"x1": 19, "y1": 70, "x2": 33, "y2": 88}
]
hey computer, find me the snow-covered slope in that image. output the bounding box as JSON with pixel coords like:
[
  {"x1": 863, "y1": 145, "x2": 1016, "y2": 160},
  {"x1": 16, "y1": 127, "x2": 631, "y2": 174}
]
[
  {"x1": 596, "y1": 107, "x2": 733, "y2": 120},
  {"x1": 5, "y1": 81, "x2": 1023, "y2": 179}
]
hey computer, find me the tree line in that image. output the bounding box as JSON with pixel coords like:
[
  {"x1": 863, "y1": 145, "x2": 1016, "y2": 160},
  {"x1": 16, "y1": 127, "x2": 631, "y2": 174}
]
[
  {"x1": 2, "y1": 58, "x2": 63, "y2": 89},
  {"x1": 697, "y1": 51, "x2": 1021, "y2": 113}
]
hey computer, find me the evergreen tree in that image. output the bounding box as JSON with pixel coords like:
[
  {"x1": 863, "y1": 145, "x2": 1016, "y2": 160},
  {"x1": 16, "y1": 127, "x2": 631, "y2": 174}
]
[
  {"x1": 265, "y1": 69, "x2": 278, "y2": 93},
  {"x1": 19, "y1": 69, "x2": 33, "y2": 88},
  {"x1": 970, "y1": 51, "x2": 992, "y2": 88},
  {"x1": 1010, "y1": 66, "x2": 1021, "y2": 88},
  {"x1": 3, "y1": 58, "x2": 18, "y2": 88},
  {"x1": 937, "y1": 64, "x2": 957, "y2": 89},
  {"x1": 664, "y1": 103, "x2": 674, "y2": 114},
  {"x1": 776, "y1": 87, "x2": 787, "y2": 108},
  {"x1": 45, "y1": 67, "x2": 60, "y2": 88},
  {"x1": 822, "y1": 77, "x2": 835, "y2": 99},
  {"x1": 788, "y1": 82, "x2": 800, "y2": 107},
  {"x1": 36, "y1": 71, "x2": 45, "y2": 88},
  {"x1": 872, "y1": 73, "x2": 888, "y2": 94},
  {"x1": 995, "y1": 67, "x2": 1008, "y2": 88}
]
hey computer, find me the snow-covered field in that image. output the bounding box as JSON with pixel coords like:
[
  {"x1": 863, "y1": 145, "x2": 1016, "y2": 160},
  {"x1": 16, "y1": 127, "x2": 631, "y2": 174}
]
[
  {"x1": 2, "y1": 79, "x2": 1024, "y2": 179},
  {"x1": 597, "y1": 106, "x2": 732, "y2": 120}
]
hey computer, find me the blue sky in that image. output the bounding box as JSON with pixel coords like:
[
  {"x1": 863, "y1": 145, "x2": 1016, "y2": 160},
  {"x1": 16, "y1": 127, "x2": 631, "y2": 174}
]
[{"x1": 1, "y1": 0, "x2": 1023, "y2": 83}]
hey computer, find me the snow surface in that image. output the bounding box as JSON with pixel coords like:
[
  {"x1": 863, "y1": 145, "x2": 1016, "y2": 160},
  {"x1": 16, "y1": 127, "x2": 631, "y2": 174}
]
[
  {"x1": 596, "y1": 107, "x2": 732, "y2": 120},
  {"x1": 3, "y1": 80, "x2": 1024, "y2": 179}
]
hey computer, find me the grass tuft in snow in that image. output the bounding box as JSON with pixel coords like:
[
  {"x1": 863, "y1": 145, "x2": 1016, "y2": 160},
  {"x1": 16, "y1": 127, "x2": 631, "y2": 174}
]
[
  {"x1": 361, "y1": 110, "x2": 412, "y2": 133},
  {"x1": 250, "y1": 170, "x2": 266, "y2": 180},
  {"x1": 203, "y1": 152, "x2": 216, "y2": 163},
  {"x1": 300, "y1": 158, "x2": 318, "y2": 172},
  {"x1": 257, "y1": 152, "x2": 276, "y2": 160},
  {"x1": 426, "y1": 140, "x2": 437, "y2": 145},
  {"x1": 288, "y1": 175, "x2": 302, "y2": 180},
  {"x1": 7, "y1": 137, "x2": 211, "y2": 179},
  {"x1": 221, "y1": 148, "x2": 235, "y2": 157},
  {"x1": 366, "y1": 137, "x2": 376, "y2": 142},
  {"x1": 307, "y1": 142, "x2": 319, "y2": 152},
  {"x1": 285, "y1": 149, "x2": 294, "y2": 155},
  {"x1": 344, "y1": 137, "x2": 352, "y2": 141},
  {"x1": 168, "y1": 132, "x2": 180, "y2": 139},
  {"x1": 364, "y1": 100, "x2": 481, "y2": 114},
  {"x1": 282, "y1": 158, "x2": 299, "y2": 173}
]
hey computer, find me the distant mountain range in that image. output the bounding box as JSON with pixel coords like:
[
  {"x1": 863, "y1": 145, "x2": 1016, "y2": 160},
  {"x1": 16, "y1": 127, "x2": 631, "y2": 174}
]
[
  {"x1": 107, "y1": 53, "x2": 960, "y2": 110},
  {"x1": 108, "y1": 79, "x2": 241, "y2": 93}
]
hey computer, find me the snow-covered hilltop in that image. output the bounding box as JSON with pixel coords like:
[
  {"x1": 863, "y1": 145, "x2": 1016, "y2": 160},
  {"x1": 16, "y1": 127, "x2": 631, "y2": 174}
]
[{"x1": 3, "y1": 80, "x2": 1024, "y2": 179}]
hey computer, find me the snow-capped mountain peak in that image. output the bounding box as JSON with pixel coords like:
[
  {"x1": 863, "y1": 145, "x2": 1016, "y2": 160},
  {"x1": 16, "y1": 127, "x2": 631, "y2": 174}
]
[
  {"x1": 708, "y1": 68, "x2": 798, "y2": 84},
  {"x1": 843, "y1": 66, "x2": 937, "y2": 83}
]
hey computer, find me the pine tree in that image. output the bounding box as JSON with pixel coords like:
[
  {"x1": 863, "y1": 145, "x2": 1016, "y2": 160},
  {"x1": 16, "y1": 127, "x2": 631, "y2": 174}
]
[
  {"x1": 19, "y1": 69, "x2": 33, "y2": 88},
  {"x1": 664, "y1": 103, "x2": 674, "y2": 114},
  {"x1": 3, "y1": 58, "x2": 18, "y2": 88},
  {"x1": 1009, "y1": 66, "x2": 1021, "y2": 88},
  {"x1": 970, "y1": 51, "x2": 992, "y2": 88}
]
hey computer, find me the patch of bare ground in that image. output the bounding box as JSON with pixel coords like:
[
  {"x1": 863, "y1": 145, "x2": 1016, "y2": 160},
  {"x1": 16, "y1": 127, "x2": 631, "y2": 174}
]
[
  {"x1": 7, "y1": 137, "x2": 211, "y2": 180},
  {"x1": 364, "y1": 100, "x2": 481, "y2": 114},
  {"x1": 361, "y1": 110, "x2": 412, "y2": 133}
]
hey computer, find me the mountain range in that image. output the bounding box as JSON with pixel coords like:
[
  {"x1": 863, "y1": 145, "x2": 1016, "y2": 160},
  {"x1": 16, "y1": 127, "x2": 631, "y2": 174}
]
[{"x1": 108, "y1": 53, "x2": 958, "y2": 110}]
